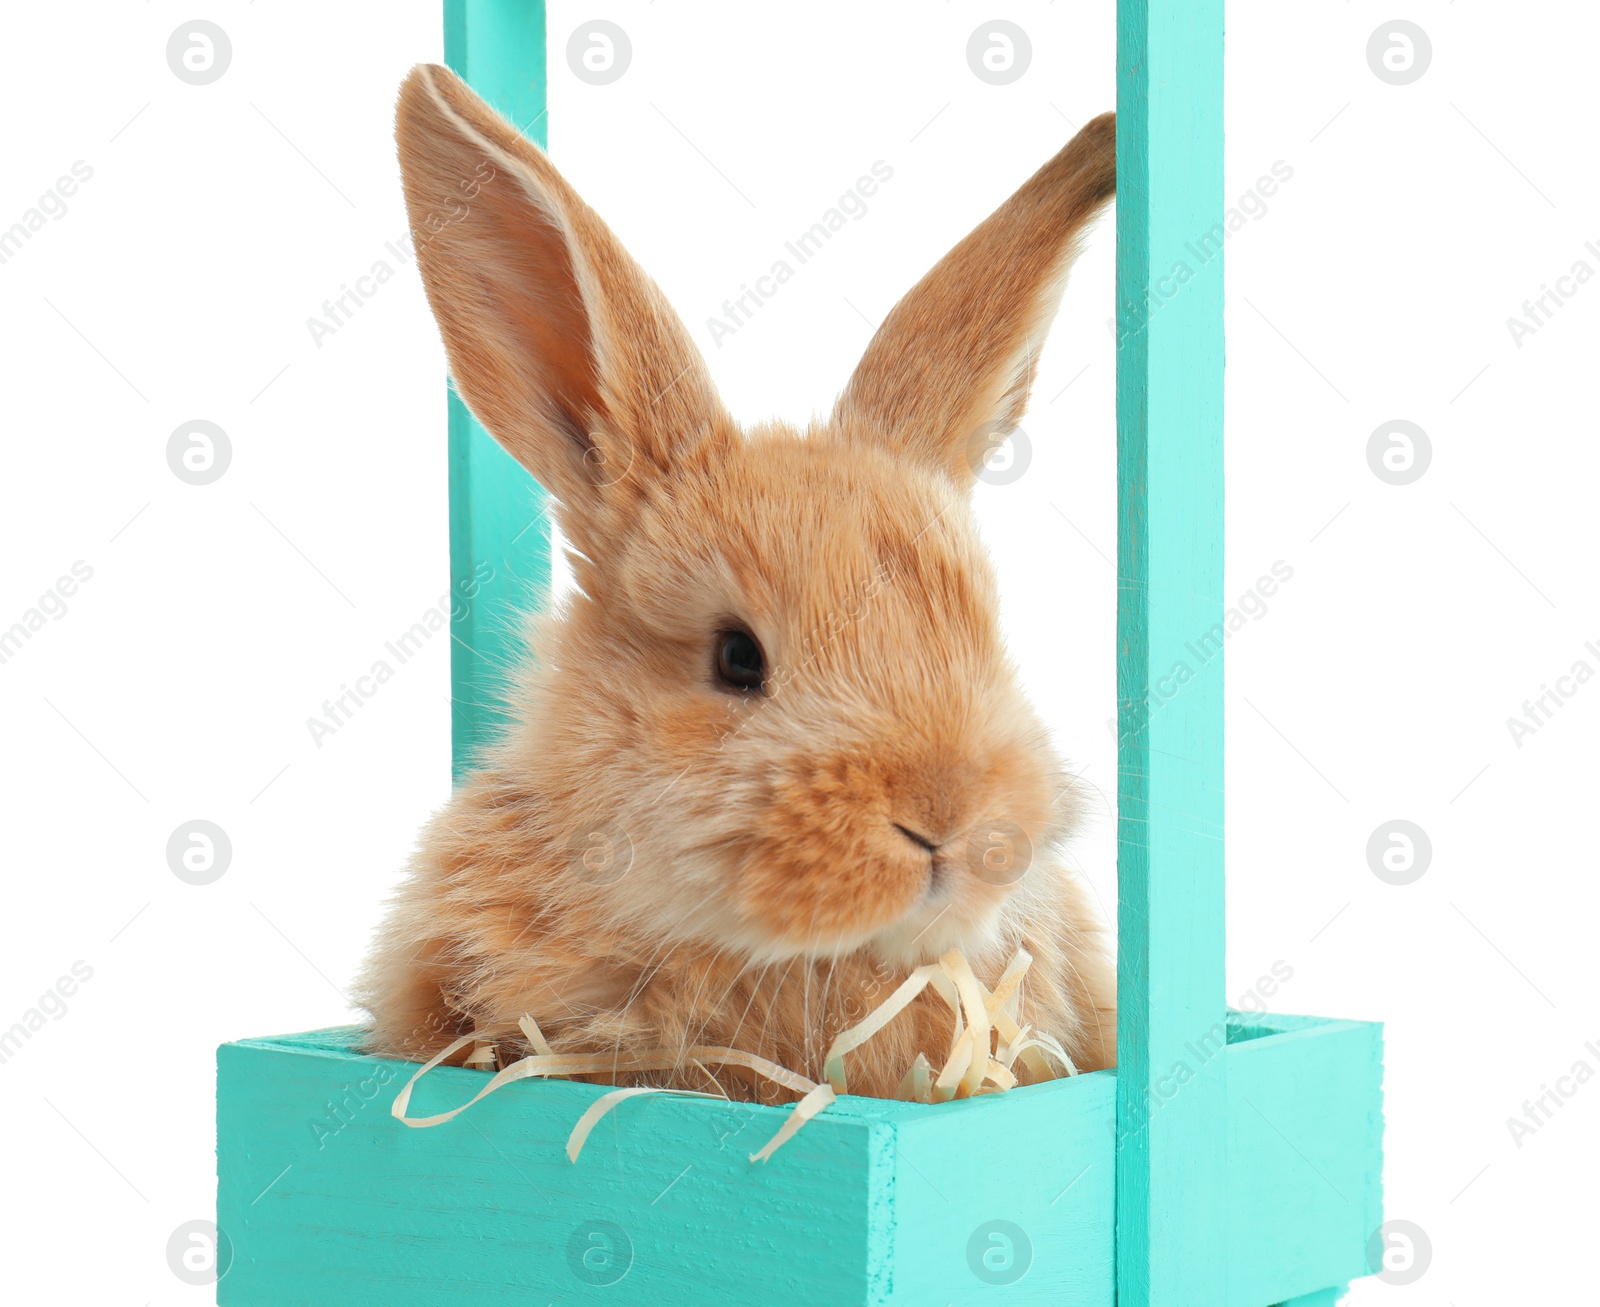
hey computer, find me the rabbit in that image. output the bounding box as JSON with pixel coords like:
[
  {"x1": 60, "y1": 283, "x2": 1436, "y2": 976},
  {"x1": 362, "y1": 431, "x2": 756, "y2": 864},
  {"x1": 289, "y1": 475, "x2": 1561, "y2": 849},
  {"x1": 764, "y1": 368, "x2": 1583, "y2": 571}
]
[{"x1": 356, "y1": 63, "x2": 1118, "y2": 1103}]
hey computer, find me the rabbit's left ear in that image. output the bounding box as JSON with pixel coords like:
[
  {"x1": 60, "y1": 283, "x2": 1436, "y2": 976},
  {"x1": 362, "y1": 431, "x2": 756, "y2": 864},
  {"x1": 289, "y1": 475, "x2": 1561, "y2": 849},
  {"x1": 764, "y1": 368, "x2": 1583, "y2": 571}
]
[
  {"x1": 394, "y1": 64, "x2": 729, "y2": 549},
  {"x1": 832, "y1": 114, "x2": 1115, "y2": 488}
]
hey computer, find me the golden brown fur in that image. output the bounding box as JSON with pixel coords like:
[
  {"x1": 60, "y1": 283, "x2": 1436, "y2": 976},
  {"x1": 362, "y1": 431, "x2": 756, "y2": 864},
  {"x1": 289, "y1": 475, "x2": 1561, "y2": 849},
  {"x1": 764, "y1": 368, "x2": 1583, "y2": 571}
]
[{"x1": 356, "y1": 65, "x2": 1118, "y2": 1100}]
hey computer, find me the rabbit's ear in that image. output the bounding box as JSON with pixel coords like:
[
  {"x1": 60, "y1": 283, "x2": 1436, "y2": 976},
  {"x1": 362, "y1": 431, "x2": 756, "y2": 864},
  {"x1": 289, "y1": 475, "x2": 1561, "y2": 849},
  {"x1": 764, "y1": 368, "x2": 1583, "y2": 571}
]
[
  {"x1": 395, "y1": 64, "x2": 728, "y2": 538},
  {"x1": 833, "y1": 114, "x2": 1115, "y2": 488}
]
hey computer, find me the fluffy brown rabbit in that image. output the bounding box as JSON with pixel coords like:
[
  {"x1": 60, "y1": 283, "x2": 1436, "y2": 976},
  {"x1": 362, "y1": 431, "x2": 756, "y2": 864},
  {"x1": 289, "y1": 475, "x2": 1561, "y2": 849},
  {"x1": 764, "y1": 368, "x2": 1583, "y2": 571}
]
[{"x1": 356, "y1": 63, "x2": 1118, "y2": 1102}]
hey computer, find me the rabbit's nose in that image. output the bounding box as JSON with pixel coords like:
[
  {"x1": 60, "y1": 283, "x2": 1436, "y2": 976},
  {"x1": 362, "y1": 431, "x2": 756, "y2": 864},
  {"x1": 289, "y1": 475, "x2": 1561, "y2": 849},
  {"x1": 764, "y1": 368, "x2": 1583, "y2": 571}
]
[
  {"x1": 894, "y1": 823, "x2": 940, "y2": 854},
  {"x1": 890, "y1": 765, "x2": 971, "y2": 848}
]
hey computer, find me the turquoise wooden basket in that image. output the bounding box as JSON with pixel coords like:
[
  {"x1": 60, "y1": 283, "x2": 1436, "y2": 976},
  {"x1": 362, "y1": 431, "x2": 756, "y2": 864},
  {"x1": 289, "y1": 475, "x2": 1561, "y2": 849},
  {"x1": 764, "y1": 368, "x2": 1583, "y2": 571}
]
[{"x1": 216, "y1": 3, "x2": 1384, "y2": 1302}]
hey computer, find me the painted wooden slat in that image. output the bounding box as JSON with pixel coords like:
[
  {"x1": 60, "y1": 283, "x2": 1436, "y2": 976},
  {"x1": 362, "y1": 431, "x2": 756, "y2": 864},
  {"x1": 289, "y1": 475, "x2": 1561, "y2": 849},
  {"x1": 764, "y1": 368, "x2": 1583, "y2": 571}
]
[
  {"x1": 883, "y1": 1072, "x2": 1117, "y2": 1303},
  {"x1": 443, "y1": 0, "x2": 553, "y2": 778},
  {"x1": 1223, "y1": 1018, "x2": 1384, "y2": 1305},
  {"x1": 1114, "y1": 1, "x2": 1228, "y2": 1303},
  {"x1": 216, "y1": 1028, "x2": 1120, "y2": 1304},
  {"x1": 217, "y1": 1035, "x2": 876, "y2": 1303}
]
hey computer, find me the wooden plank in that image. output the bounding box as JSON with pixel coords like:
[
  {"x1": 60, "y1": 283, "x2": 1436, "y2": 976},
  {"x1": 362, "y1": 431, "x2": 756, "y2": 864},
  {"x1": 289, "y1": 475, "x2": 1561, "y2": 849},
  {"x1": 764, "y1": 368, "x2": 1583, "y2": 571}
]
[
  {"x1": 882, "y1": 1071, "x2": 1116, "y2": 1304},
  {"x1": 443, "y1": 0, "x2": 553, "y2": 777},
  {"x1": 1114, "y1": 1, "x2": 1228, "y2": 1303},
  {"x1": 215, "y1": 1029, "x2": 1123, "y2": 1304},
  {"x1": 1224, "y1": 1020, "x2": 1384, "y2": 1306},
  {"x1": 217, "y1": 1033, "x2": 877, "y2": 1304}
]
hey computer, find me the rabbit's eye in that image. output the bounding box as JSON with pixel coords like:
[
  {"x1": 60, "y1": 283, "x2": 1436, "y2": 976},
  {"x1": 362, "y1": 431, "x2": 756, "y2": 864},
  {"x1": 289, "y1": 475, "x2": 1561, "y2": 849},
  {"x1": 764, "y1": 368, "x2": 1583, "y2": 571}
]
[{"x1": 716, "y1": 629, "x2": 765, "y2": 693}]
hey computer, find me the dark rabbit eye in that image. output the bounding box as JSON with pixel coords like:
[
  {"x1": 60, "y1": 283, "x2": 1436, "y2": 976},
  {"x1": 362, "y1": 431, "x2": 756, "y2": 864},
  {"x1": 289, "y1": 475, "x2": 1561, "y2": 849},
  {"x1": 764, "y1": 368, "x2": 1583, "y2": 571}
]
[{"x1": 716, "y1": 629, "x2": 765, "y2": 692}]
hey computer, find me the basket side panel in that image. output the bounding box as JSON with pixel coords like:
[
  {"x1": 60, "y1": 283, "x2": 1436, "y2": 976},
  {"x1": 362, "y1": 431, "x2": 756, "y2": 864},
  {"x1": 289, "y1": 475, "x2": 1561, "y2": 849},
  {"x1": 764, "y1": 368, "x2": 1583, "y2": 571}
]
[
  {"x1": 217, "y1": 1040, "x2": 875, "y2": 1305},
  {"x1": 878, "y1": 1071, "x2": 1116, "y2": 1305},
  {"x1": 1223, "y1": 1019, "x2": 1384, "y2": 1306}
]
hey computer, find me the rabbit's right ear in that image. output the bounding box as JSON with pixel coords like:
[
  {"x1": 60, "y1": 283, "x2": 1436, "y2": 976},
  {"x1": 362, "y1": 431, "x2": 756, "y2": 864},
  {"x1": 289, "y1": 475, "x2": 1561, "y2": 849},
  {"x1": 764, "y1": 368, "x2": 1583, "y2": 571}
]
[
  {"x1": 832, "y1": 114, "x2": 1115, "y2": 489},
  {"x1": 395, "y1": 64, "x2": 729, "y2": 547}
]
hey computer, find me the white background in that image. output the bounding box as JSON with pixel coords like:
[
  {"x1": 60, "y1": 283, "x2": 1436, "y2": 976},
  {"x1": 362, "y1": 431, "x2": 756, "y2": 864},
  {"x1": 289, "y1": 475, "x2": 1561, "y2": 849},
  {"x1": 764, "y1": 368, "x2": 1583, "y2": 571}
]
[{"x1": 0, "y1": 1, "x2": 1594, "y2": 1302}]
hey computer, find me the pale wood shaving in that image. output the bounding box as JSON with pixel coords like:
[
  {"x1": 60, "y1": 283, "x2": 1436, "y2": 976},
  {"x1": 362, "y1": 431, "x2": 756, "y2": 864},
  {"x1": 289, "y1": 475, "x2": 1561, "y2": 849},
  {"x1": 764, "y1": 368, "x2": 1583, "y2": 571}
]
[{"x1": 388, "y1": 948, "x2": 1076, "y2": 1163}]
